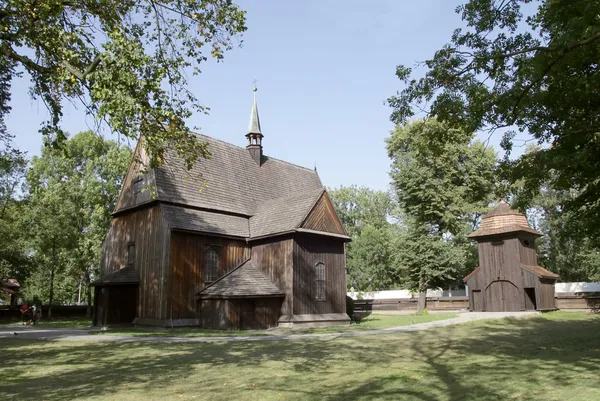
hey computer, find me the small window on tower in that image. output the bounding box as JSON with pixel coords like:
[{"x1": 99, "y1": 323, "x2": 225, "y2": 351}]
[
  {"x1": 127, "y1": 243, "x2": 135, "y2": 266},
  {"x1": 523, "y1": 239, "x2": 531, "y2": 247},
  {"x1": 133, "y1": 178, "x2": 143, "y2": 194}
]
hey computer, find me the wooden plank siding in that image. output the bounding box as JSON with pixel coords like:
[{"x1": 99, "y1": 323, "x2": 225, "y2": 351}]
[
  {"x1": 292, "y1": 234, "x2": 346, "y2": 315},
  {"x1": 100, "y1": 205, "x2": 170, "y2": 320},
  {"x1": 251, "y1": 237, "x2": 293, "y2": 315},
  {"x1": 114, "y1": 140, "x2": 155, "y2": 212},
  {"x1": 199, "y1": 298, "x2": 282, "y2": 330},
  {"x1": 518, "y1": 234, "x2": 538, "y2": 266},
  {"x1": 167, "y1": 231, "x2": 249, "y2": 319},
  {"x1": 301, "y1": 192, "x2": 346, "y2": 236}
]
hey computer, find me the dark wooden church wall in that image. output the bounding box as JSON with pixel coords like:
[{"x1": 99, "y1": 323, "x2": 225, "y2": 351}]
[
  {"x1": 292, "y1": 234, "x2": 346, "y2": 315},
  {"x1": 199, "y1": 298, "x2": 282, "y2": 330},
  {"x1": 251, "y1": 237, "x2": 293, "y2": 315},
  {"x1": 301, "y1": 192, "x2": 346, "y2": 235},
  {"x1": 100, "y1": 205, "x2": 170, "y2": 320},
  {"x1": 168, "y1": 232, "x2": 249, "y2": 319}
]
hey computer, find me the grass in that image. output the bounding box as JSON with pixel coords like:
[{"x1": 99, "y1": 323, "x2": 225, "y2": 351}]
[
  {"x1": 0, "y1": 316, "x2": 92, "y2": 329},
  {"x1": 88, "y1": 313, "x2": 457, "y2": 337},
  {"x1": 1, "y1": 311, "x2": 599, "y2": 401}
]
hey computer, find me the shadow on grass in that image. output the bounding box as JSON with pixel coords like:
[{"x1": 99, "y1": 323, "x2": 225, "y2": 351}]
[{"x1": 1, "y1": 313, "x2": 599, "y2": 400}]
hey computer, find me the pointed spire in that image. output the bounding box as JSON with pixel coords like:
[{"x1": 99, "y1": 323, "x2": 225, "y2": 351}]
[{"x1": 247, "y1": 81, "x2": 262, "y2": 136}]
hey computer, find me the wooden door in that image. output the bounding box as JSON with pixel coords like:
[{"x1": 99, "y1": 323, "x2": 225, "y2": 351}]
[
  {"x1": 485, "y1": 280, "x2": 520, "y2": 312},
  {"x1": 471, "y1": 290, "x2": 484, "y2": 311}
]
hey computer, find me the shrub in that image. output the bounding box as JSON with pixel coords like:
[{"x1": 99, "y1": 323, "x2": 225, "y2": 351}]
[{"x1": 414, "y1": 309, "x2": 429, "y2": 316}]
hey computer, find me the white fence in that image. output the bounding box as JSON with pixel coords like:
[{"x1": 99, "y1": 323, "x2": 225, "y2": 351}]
[
  {"x1": 555, "y1": 282, "x2": 600, "y2": 293},
  {"x1": 348, "y1": 287, "x2": 467, "y2": 300},
  {"x1": 349, "y1": 282, "x2": 600, "y2": 300}
]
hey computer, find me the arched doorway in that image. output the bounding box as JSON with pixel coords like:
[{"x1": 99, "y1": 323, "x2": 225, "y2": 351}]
[{"x1": 485, "y1": 280, "x2": 520, "y2": 312}]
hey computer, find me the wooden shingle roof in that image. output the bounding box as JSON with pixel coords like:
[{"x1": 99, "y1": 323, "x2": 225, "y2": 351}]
[
  {"x1": 91, "y1": 265, "x2": 139, "y2": 286},
  {"x1": 161, "y1": 205, "x2": 250, "y2": 238},
  {"x1": 197, "y1": 260, "x2": 285, "y2": 299},
  {"x1": 468, "y1": 201, "x2": 542, "y2": 239},
  {"x1": 521, "y1": 264, "x2": 560, "y2": 279},
  {"x1": 151, "y1": 133, "x2": 323, "y2": 217}
]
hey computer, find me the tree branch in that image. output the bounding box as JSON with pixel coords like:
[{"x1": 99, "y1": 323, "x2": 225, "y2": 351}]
[
  {"x1": 61, "y1": 55, "x2": 103, "y2": 80},
  {"x1": 0, "y1": 45, "x2": 51, "y2": 73}
]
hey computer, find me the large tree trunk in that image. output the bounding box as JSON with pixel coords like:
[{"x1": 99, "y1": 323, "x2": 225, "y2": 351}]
[{"x1": 417, "y1": 290, "x2": 427, "y2": 314}]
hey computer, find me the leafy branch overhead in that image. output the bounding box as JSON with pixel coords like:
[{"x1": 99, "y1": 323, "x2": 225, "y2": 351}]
[
  {"x1": 388, "y1": 0, "x2": 600, "y2": 235},
  {"x1": 0, "y1": 0, "x2": 247, "y2": 169}
]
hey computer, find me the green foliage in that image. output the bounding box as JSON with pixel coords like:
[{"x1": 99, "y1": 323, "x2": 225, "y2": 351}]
[
  {"x1": 387, "y1": 119, "x2": 496, "y2": 292},
  {"x1": 328, "y1": 186, "x2": 399, "y2": 290},
  {"x1": 0, "y1": 0, "x2": 246, "y2": 170},
  {"x1": 387, "y1": 119, "x2": 497, "y2": 236},
  {"x1": 394, "y1": 225, "x2": 468, "y2": 292},
  {"x1": 388, "y1": 0, "x2": 600, "y2": 238},
  {"x1": 514, "y1": 170, "x2": 600, "y2": 282},
  {"x1": 23, "y1": 132, "x2": 131, "y2": 305},
  {"x1": 0, "y1": 133, "x2": 29, "y2": 283},
  {"x1": 328, "y1": 185, "x2": 393, "y2": 237}
]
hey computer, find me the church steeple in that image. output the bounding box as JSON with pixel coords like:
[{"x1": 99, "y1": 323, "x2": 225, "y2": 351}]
[{"x1": 246, "y1": 83, "x2": 263, "y2": 165}]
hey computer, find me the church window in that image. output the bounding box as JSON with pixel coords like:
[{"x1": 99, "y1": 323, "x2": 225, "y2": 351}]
[
  {"x1": 315, "y1": 262, "x2": 326, "y2": 301},
  {"x1": 204, "y1": 247, "x2": 219, "y2": 283}
]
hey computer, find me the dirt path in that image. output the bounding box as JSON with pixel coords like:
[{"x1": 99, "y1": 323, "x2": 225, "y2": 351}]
[{"x1": 0, "y1": 311, "x2": 538, "y2": 343}]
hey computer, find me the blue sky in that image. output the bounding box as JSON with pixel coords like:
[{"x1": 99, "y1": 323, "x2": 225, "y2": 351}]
[{"x1": 5, "y1": 1, "x2": 525, "y2": 192}]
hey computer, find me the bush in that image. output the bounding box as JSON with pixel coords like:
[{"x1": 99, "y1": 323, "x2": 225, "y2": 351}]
[
  {"x1": 414, "y1": 309, "x2": 429, "y2": 316},
  {"x1": 346, "y1": 295, "x2": 354, "y2": 318}
]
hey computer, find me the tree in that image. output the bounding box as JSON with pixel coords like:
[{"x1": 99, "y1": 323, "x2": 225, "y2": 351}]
[
  {"x1": 512, "y1": 161, "x2": 600, "y2": 282},
  {"x1": 328, "y1": 186, "x2": 398, "y2": 291},
  {"x1": 1, "y1": 0, "x2": 246, "y2": 170},
  {"x1": 24, "y1": 131, "x2": 131, "y2": 316},
  {"x1": 0, "y1": 131, "x2": 29, "y2": 284},
  {"x1": 388, "y1": 0, "x2": 600, "y2": 237},
  {"x1": 387, "y1": 119, "x2": 497, "y2": 311},
  {"x1": 395, "y1": 225, "x2": 466, "y2": 312}
]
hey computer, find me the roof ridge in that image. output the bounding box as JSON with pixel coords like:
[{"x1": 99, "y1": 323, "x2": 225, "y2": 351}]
[{"x1": 190, "y1": 131, "x2": 319, "y2": 174}]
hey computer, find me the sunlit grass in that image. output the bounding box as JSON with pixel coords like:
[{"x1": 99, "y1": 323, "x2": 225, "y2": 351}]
[{"x1": 1, "y1": 312, "x2": 598, "y2": 401}]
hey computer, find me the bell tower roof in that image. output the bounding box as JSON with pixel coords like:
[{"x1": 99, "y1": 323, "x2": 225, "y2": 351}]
[
  {"x1": 468, "y1": 200, "x2": 542, "y2": 239},
  {"x1": 246, "y1": 84, "x2": 262, "y2": 137}
]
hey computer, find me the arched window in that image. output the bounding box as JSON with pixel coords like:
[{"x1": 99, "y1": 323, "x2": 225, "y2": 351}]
[
  {"x1": 315, "y1": 262, "x2": 326, "y2": 301},
  {"x1": 204, "y1": 247, "x2": 219, "y2": 283}
]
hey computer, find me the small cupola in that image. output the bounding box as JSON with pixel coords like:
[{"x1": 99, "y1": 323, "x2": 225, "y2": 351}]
[{"x1": 246, "y1": 85, "x2": 263, "y2": 165}]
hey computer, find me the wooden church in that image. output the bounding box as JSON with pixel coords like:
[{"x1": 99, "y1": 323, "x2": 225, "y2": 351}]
[
  {"x1": 92, "y1": 89, "x2": 351, "y2": 329},
  {"x1": 464, "y1": 201, "x2": 559, "y2": 312}
]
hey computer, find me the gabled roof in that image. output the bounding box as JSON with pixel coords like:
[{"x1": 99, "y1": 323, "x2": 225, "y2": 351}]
[
  {"x1": 91, "y1": 265, "x2": 139, "y2": 286},
  {"x1": 148, "y1": 133, "x2": 323, "y2": 217},
  {"x1": 197, "y1": 260, "x2": 284, "y2": 299},
  {"x1": 521, "y1": 264, "x2": 560, "y2": 280},
  {"x1": 468, "y1": 201, "x2": 542, "y2": 238},
  {"x1": 249, "y1": 189, "x2": 324, "y2": 238}
]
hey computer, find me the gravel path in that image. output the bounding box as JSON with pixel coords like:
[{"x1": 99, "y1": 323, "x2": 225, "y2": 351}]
[{"x1": 0, "y1": 311, "x2": 538, "y2": 343}]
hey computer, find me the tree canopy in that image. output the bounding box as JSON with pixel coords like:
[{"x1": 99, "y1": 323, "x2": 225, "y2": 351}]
[
  {"x1": 1, "y1": 0, "x2": 246, "y2": 169},
  {"x1": 387, "y1": 119, "x2": 497, "y2": 300},
  {"x1": 388, "y1": 0, "x2": 600, "y2": 237},
  {"x1": 23, "y1": 131, "x2": 131, "y2": 310}
]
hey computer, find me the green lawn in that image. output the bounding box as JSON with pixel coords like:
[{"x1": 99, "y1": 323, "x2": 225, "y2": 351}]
[
  {"x1": 1, "y1": 311, "x2": 599, "y2": 401},
  {"x1": 0, "y1": 316, "x2": 92, "y2": 329},
  {"x1": 89, "y1": 313, "x2": 457, "y2": 337}
]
